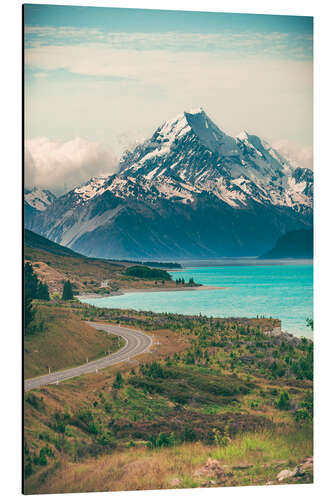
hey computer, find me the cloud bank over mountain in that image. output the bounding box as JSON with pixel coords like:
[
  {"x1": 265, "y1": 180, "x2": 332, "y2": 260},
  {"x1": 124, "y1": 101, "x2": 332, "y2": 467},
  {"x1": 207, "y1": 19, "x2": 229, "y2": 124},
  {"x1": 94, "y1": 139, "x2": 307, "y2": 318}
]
[
  {"x1": 272, "y1": 140, "x2": 313, "y2": 171},
  {"x1": 25, "y1": 137, "x2": 118, "y2": 195},
  {"x1": 24, "y1": 131, "x2": 312, "y2": 197}
]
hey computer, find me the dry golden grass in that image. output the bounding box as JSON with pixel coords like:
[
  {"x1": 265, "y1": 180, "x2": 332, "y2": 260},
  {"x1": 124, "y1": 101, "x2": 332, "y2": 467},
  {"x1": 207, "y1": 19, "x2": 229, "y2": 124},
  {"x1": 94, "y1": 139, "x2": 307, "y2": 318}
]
[{"x1": 25, "y1": 426, "x2": 313, "y2": 494}]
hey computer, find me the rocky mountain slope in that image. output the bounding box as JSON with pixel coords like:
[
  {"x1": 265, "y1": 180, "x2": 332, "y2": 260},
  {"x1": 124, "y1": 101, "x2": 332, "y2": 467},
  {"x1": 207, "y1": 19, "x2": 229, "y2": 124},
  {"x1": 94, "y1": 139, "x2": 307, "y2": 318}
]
[
  {"x1": 260, "y1": 229, "x2": 313, "y2": 259},
  {"x1": 25, "y1": 108, "x2": 313, "y2": 259},
  {"x1": 24, "y1": 229, "x2": 84, "y2": 258}
]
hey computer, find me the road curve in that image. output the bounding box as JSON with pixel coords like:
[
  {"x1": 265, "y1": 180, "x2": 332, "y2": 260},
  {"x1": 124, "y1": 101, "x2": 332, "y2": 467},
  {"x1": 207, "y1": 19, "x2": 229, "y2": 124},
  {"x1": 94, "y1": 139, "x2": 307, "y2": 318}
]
[{"x1": 24, "y1": 322, "x2": 152, "y2": 392}]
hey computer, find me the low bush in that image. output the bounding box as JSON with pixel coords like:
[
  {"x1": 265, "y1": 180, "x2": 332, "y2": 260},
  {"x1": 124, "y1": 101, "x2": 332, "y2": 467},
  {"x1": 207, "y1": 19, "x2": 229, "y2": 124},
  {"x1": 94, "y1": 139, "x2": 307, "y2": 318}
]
[
  {"x1": 25, "y1": 394, "x2": 45, "y2": 411},
  {"x1": 276, "y1": 391, "x2": 290, "y2": 410},
  {"x1": 147, "y1": 432, "x2": 175, "y2": 448},
  {"x1": 96, "y1": 431, "x2": 117, "y2": 449}
]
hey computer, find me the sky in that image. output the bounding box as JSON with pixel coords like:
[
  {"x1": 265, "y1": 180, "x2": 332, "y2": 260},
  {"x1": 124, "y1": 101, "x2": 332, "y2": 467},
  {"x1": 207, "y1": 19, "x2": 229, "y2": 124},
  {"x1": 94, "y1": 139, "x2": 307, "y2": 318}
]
[{"x1": 24, "y1": 4, "x2": 313, "y2": 194}]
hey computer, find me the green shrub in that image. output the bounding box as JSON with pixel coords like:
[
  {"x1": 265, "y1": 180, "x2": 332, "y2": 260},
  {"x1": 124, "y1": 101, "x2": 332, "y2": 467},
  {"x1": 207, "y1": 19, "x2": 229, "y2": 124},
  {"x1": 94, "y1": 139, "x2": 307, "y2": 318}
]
[
  {"x1": 39, "y1": 431, "x2": 51, "y2": 442},
  {"x1": 213, "y1": 426, "x2": 230, "y2": 447},
  {"x1": 33, "y1": 449, "x2": 48, "y2": 466},
  {"x1": 113, "y1": 371, "x2": 123, "y2": 388},
  {"x1": 104, "y1": 402, "x2": 112, "y2": 413},
  {"x1": 250, "y1": 400, "x2": 260, "y2": 409},
  {"x1": 24, "y1": 458, "x2": 33, "y2": 478},
  {"x1": 147, "y1": 432, "x2": 175, "y2": 448},
  {"x1": 87, "y1": 421, "x2": 100, "y2": 435},
  {"x1": 300, "y1": 390, "x2": 313, "y2": 414},
  {"x1": 77, "y1": 409, "x2": 94, "y2": 424},
  {"x1": 25, "y1": 394, "x2": 45, "y2": 411},
  {"x1": 146, "y1": 362, "x2": 165, "y2": 378},
  {"x1": 182, "y1": 426, "x2": 197, "y2": 442},
  {"x1": 40, "y1": 445, "x2": 54, "y2": 458},
  {"x1": 276, "y1": 391, "x2": 290, "y2": 410},
  {"x1": 294, "y1": 408, "x2": 312, "y2": 423},
  {"x1": 96, "y1": 431, "x2": 117, "y2": 448}
]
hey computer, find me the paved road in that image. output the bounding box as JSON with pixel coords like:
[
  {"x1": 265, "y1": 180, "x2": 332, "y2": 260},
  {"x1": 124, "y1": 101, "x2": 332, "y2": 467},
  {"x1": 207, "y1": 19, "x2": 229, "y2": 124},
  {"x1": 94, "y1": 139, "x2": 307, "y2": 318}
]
[{"x1": 24, "y1": 322, "x2": 152, "y2": 392}]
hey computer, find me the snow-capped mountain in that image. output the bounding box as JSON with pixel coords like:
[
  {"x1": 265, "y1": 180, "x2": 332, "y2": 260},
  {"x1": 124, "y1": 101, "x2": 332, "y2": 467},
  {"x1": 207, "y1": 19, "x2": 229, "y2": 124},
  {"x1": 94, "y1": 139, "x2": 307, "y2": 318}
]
[
  {"x1": 24, "y1": 188, "x2": 56, "y2": 231},
  {"x1": 117, "y1": 108, "x2": 312, "y2": 210},
  {"x1": 25, "y1": 108, "x2": 313, "y2": 259},
  {"x1": 24, "y1": 188, "x2": 56, "y2": 211}
]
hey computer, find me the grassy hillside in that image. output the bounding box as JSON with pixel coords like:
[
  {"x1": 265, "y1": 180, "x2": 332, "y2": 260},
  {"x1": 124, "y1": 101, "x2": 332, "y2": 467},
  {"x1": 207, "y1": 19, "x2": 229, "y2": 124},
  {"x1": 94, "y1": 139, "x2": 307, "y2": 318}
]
[
  {"x1": 25, "y1": 229, "x2": 84, "y2": 258},
  {"x1": 24, "y1": 245, "x2": 188, "y2": 296},
  {"x1": 24, "y1": 302, "x2": 125, "y2": 379},
  {"x1": 24, "y1": 246, "x2": 124, "y2": 295},
  {"x1": 24, "y1": 303, "x2": 313, "y2": 493},
  {"x1": 24, "y1": 428, "x2": 312, "y2": 493}
]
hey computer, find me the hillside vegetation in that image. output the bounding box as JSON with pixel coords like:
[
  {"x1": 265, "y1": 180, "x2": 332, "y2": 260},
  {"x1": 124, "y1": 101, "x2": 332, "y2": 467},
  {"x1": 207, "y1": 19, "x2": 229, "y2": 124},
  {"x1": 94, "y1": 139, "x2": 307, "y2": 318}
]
[
  {"x1": 24, "y1": 302, "x2": 313, "y2": 493},
  {"x1": 24, "y1": 244, "x2": 188, "y2": 296},
  {"x1": 24, "y1": 303, "x2": 125, "y2": 378},
  {"x1": 124, "y1": 265, "x2": 171, "y2": 281}
]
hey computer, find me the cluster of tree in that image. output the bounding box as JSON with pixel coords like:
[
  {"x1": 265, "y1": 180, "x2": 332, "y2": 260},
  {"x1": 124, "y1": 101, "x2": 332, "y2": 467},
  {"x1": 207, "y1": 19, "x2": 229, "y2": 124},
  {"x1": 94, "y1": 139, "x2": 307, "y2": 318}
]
[
  {"x1": 62, "y1": 280, "x2": 74, "y2": 300},
  {"x1": 124, "y1": 265, "x2": 171, "y2": 281},
  {"x1": 24, "y1": 262, "x2": 50, "y2": 334},
  {"x1": 24, "y1": 264, "x2": 75, "y2": 334},
  {"x1": 25, "y1": 263, "x2": 50, "y2": 301},
  {"x1": 175, "y1": 277, "x2": 195, "y2": 286}
]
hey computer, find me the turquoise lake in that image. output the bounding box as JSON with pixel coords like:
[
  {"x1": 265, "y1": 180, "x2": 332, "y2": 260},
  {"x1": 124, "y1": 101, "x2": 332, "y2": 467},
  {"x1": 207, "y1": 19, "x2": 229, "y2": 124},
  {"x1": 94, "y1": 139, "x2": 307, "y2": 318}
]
[{"x1": 81, "y1": 261, "x2": 313, "y2": 338}]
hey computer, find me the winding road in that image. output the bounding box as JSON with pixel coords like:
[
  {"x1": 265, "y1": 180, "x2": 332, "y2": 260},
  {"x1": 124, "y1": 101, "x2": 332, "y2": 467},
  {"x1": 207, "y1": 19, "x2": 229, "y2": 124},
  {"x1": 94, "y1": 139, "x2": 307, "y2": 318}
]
[{"x1": 24, "y1": 322, "x2": 152, "y2": 392}]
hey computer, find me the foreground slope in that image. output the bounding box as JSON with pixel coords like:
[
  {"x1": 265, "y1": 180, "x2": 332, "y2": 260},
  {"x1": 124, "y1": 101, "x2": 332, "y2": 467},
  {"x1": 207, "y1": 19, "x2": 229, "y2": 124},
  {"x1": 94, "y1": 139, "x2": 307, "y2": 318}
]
[
  {"x1": 24, "y1": 304, "x2": 313, "y2": 493},
  {"x1": 25, "y1": 108, "x2": 313, "y2": 259},
  {"x1": 24, "y1": 303, "x2": 124, "y2": 379}
]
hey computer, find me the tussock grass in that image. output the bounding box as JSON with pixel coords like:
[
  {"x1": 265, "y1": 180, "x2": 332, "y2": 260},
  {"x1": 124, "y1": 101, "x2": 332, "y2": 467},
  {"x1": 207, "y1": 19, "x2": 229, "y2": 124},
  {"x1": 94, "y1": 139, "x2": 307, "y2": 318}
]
[
  {"x1": 212, "y1": 426, "x2": 312, "y2": 465},
  {"x1": 25, "y1": 426, "x2": 312, "y2": 494}
]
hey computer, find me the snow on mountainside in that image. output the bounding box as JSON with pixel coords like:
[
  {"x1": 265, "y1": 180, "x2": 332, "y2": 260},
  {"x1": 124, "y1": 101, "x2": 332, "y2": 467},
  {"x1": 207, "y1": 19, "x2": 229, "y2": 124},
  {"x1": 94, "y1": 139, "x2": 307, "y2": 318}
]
[
  {"x1": 24, "y1": 188, "x2": 56, "y2": 211},
  {"x1": 73, "y1": 175, "x2": 109, "y2": 202},
  {"x1": 25, "y1": 108, "x2": 313, "y2": 259},
  {"x1": 71, "y1": 108, "x2": 312, "y2": 212}
]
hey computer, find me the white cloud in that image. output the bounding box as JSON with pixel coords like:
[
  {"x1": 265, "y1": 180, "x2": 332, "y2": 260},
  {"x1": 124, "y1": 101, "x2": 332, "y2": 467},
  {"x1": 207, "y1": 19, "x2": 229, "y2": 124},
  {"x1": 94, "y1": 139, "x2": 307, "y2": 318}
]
[
  {"x1": 25, "y1": 44, "x2": 313, "y2": 152},
  {"x1": 25, "y1": 41, "x2": 311, "y2": 81},
  {"x1": 34, "y1": 72, "x2": 48, "y2": 79},
  {"x1": 25, "y1": 28, "x2": 312, "y2": 59},
  {"x1": 25, "y1": 137, "x2": 118, "y2": 195},
  {"x1": 272, "y1": 139, "x2": 313, "y2": 170}
]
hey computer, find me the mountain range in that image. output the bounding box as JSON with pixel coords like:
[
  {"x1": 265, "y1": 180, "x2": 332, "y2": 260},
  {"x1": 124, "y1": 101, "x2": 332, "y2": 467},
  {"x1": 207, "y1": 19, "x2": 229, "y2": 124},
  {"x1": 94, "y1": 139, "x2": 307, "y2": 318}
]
[{"x1": 25, "y1": 108, "x2": 313, "y2": 259}]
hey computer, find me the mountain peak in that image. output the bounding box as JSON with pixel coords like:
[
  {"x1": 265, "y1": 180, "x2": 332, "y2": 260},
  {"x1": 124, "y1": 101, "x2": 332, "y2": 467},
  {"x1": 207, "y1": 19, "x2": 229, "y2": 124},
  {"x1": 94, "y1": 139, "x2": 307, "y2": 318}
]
[
  {"x1": 237, "y1": 130, "x2": 250, "y2": 141},
  {"x1": 185, "y1": 106, "x2": 205, "y2": 116}
]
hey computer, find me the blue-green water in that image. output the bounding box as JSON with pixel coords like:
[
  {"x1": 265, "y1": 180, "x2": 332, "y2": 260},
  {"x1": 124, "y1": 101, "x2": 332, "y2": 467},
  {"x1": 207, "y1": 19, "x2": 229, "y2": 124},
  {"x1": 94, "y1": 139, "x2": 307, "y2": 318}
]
[{"x1": 81, "y1": 262, "x2": 313, "y2": 338}]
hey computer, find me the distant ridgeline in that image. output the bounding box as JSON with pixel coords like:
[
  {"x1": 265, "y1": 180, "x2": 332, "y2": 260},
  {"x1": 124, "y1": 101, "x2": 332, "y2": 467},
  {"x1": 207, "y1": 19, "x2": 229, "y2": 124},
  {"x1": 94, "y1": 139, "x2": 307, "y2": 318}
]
[
  {"x1": 24, "y1": 229, "x2": 84, "y2": 259},
  {"x1": 24, "y1": 229, "x2": 182, "y2": 269},
  {"x1": 260, "y1": 229, "x2": 313, "y2": 259}
]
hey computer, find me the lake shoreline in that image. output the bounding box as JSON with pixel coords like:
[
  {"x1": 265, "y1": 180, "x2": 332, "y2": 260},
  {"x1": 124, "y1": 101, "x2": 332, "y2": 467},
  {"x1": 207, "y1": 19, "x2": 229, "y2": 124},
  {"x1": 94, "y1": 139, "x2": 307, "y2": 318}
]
[{"x1": 77, "y1": 284, "x2": 227, "y2": 300}]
